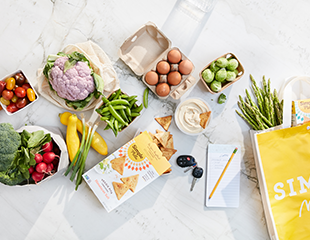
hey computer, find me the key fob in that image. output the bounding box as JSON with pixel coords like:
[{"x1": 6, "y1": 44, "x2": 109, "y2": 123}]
[{"x1": 176, "y1": 155, "x2": 196, "y2": 168}]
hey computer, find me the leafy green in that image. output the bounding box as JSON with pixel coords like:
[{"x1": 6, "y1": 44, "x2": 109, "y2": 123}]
[
  {"x1": 92, "y1": 72, "x2": 104, "y2": 99},
  {"x1": 65, "y1": 93, "x2": 94, "y2": 111},
  {"x1": 218, "y1": 93, "x2": 227, "y2": 104}
]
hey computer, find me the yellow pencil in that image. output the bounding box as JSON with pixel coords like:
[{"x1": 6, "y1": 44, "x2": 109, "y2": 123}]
[{"x1": 208, "y1": 147, "x2": 238, "y2": 199}]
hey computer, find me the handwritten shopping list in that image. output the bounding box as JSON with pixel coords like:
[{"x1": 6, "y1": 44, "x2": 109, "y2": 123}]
[{"x1": 206, "y1": 144, "x2": 241, "y2": 208}]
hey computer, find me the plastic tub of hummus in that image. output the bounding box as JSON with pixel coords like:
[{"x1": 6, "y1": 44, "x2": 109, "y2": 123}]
[{"x1": 175, "y1": 97, "x2": 211, "y2": 135}]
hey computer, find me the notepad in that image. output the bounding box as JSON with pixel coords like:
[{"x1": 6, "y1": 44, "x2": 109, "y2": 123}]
[{"x1": 205, "y1": 144, "x2": 241, "y2": 208}]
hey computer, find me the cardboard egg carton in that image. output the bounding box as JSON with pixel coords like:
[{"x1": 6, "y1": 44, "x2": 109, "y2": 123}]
[{"x1": 118, "y1": 22, "x2": 196, "y2": 100}]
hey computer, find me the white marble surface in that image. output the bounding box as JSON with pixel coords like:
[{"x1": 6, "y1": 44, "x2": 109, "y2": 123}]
[{"x1": 1, "y1": 0, "x2": 310, "y2": 239}]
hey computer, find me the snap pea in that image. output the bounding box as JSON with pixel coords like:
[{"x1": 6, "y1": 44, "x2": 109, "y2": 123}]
[
  {"x1": 125, "y1": 106, "x2": 131, "y2": 117},
  {"x1": 114, "y1": 119, "x2": 119, "y2": 131},
  {"x1": 101, "y1": 95, "x2": 109, "y2": 104},
  {"x1": 129, "y1": 99, "x2": 138, "y2": 108},
  {"x1": 108, "y1": 104, "x2": 128, "y2": 126},
  {"x1": 126, "y1": 95, "x2": 138, "y2": 102},
  {"x1": 143, "y1": 88, "x2": 149, "y2": 108},
  {"x1": 119, "y1": 108, "x2": 129, "y2": 122},
  {"x1": 99, "y1": 105, "x2": 126, "y2": 114},
  {"x1": 131, "y1": 112, "x2": 140, "y2": 117},
  {"x1": 106, "y1": 119, "x2": 117, "y2": 136},
  {"x1": 120, "y1": 94, "x2": 129, "y2": 98},
  {"x1": 100, "y1": 116, "x2": 109, "y2": 121},
  {"x1": 132, "y1": 104, "x2": 143, "y2": 113},
  {"x1": 109, "y1": 99, "x2": 129, "y2": 106},
  {"x1": 108, "y1": 92, "x2": 116, "y2": 101},
  {"x1": 110, "y1": 89, "x2": 121, "y2": 100}
]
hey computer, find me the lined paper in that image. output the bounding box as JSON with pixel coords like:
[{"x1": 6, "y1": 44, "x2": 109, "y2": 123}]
[{"x1": 205, "y1": 144, "x2": 241, "y2": 208}]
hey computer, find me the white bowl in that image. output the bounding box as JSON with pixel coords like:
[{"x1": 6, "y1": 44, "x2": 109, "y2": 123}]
[{"x1": 174, "y1": 97, "x2": 212, "y2": 136}]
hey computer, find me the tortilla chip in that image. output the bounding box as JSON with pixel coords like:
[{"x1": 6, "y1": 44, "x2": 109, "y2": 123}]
[
  {"x1": 155, "y1": 115, "x2": 172, "y2": 131},
  {"x1": 154, "y1": 131, "x2": 170, "y2": 147},
  {"x1": 111, "y1": 156, "x2": 126, "y2": 175},
  {"x1": 166, "y1": 134, "x2": 174, "y2": 149},
  {"x1": 163, "y1": 168, "x2": 172, "y2": 174},
  {"x1": 112, "y1": 182, "x2": 129, "y2": 200},
  {"x1": 160, "y1": 147, "x2": 177, "y2": 161},
  {"x1": 199, "y1": 111, "x2": 211, "y2": 129},
  {"x1": 121, "y1": 174, "x2": 139, "y2": 192}
]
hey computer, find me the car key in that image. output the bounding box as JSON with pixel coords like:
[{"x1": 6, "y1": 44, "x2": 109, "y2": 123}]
[
  {"x1": 176, "y1": 155, "x2": 196, "y2": 168},
  {"x1": 184, "y1": 163, "x2": 197, "y2": 173},
  {"x1": 190, "y1": 167, "x2": 204, "y2": 191}
]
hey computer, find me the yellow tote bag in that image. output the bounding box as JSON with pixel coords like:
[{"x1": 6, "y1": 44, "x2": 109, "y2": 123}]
[
  {"x1": 256, "y1": 123, "x2": 310, "y2": 240},
  {"x1": 250, "y1": 76, "x2": 310, "y2": 240}
]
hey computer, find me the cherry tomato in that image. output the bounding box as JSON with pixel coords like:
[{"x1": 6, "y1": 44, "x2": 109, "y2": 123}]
[
  {"x1": 0, "y1": 105, "x2": 2, "y2": 111},
  {"x1": 22, "y1": 83, "x2": 31, "y2": 90},
  {"x1": 2, "y1": 89, "x2": 13, "y2": 100},
  {"x1": 6, "y1": 102, "x2": 18, "y2": 113},
  {"x1": 0, "y1": 97, "x2": 10, "y2": 105},
  {"x1": 27, "y1": 88, "x2": 36, "y2": 102},
  {"x1": 15, "y1": 87, "x2": 26, "y2": 98},
  {"x1": 15, "y1": 73, "x2": 26, "y2": 86},
  {"x1": 16, "y1": 97, "x2": 28, "y2": 109},
  {"x1": 5, "y1": 77, "x2": 15, "y2": 90},
  {"x1": 0, "y1": 81, "x2": 6, "y2": 96},
  {"x1": 11, "y1": 95, "x2": 19, "y2": 103}
]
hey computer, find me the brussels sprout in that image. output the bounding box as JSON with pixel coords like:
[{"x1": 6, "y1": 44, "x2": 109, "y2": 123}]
[
  {"x1": 234, "y1": 69, "x2": 239, "y2": 76},
  {"x1": 215, "y1": 57, "x2": 228, "y2": 68},
  {"x1": 210, "y1": 61, "x2": 220, "y2": 73},
  {"x1": 202, "y1": 69, "x2": 214, "y2": 83},
  {"x1": 215, "y1": 68, "x2": 227, "y2": 82},
  {"x1": 226, "y1": 58, "x2": 239, "y2": 71},
  {"x1": 210, "y1": 80, "x2": 222, "y2": 92},
  {"x1": 218, "y1": 93, "x2": 226, "y2": 104},
  {"x1": 226, "y1": 71, "x2": 236, "y2": 81}
]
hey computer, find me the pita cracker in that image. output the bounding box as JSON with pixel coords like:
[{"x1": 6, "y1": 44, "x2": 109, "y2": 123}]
[
  {"x1": 155, "y1": 131, "x2": 170, "y2": 147},
  {"x1": 156, "y1": 129, "x2": 164, "y2": 134},
  {"x1": 166, "y1": 134, "x2": 174, "y2": 149},
  {"x1": 163, "y1": 168, "x2": 172, "y2": 174},
  {"x1": 199, "y1": 111, "x2": 211, "y2": 129},
  {"x1": 121, "y1": 174, "x2": 139, "y2": 192},
  {"x1": 112, "y1": 182, "x2": 129, "y2": 200},
  {"x1": 111, "y1": 156, "x2": 126, "y2": 175},
  {"x1": 160, "y1": 147, "x2": 177, "y2": 161},
  {"x1": 155, "y1": 115, "x2": 172, "y2": 131}
]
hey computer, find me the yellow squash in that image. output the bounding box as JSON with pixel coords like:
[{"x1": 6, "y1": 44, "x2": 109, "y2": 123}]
[
  {"x1": 66, "y1": 114, "x2": 80, "y2": 162},
  {"x1": 59, "y1": 112, "x2": 108, "y2": 155}
]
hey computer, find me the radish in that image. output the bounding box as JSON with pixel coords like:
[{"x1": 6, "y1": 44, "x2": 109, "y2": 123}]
[
  {"x1": 46, "y1": 163, "x2": 54, "y2": 175},
  {"x1": 42, "y1": 141, "x2": 53, "y2": 152},
  {"x1": 28, "y1": 166, "x2": 34, "y2": 174},
  {"x1": 34, "y1": 153, "x2": 43, "y2": 164},
  {"x1": 32, "y1": 171, "x2": 44, "y2": 183},
  {"x1": 36, "y1": 162, "x2": 47, "y2": 174},
  {"x1": 43, "y1": 152, "x2": 59, "y2": 164}
]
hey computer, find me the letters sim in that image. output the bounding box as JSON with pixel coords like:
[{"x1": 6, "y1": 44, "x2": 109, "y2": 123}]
[{"x1": 274, "y1": 176, "x2": 310, "y2": 200}]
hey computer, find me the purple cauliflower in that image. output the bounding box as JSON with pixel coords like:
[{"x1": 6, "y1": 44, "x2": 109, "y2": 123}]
[{"x1": 49, "y1": 57, "x2": 95, "y2": 101}]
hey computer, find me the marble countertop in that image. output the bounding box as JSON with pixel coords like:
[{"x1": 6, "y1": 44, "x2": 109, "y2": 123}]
[{"x1": 1, "y1": 0, "x2": 310, "y2": 239}]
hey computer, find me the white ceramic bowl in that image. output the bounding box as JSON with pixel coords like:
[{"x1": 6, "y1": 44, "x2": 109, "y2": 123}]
[{"x1": 174, "y1": 97, "x2": 212, "y2": 136}]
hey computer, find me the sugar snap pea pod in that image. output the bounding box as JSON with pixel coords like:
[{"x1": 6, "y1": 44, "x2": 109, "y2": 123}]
[
  {"x1": 100, "y1": 116, "x2": 110, "y2": 121},
  {"x1": 104, "y1": 124, "x2": 111, "y2": 130},
  {"x1": 100, "y1": 105, "x2": 127, "y2": 114},
  {"x1": 143, "y1": 88, "x2": 149, "y2": 108},
  {"x1": 131, "y1": 112, "x2": 140, "y2": 117},
  {"x1": 119, "y1": 108, "x2": 129, "y2": 122},
  {"x1": 110, "y1": 99, "x2": 129, "y2": 106},
  {"x1": 127, "y1": 95, "x2": 138, "y2": 102},
  {"x1": 108, "y1": 92, "x2": 116, "y2": 101},
  {"x1": 114, "y1": 119, "x2": 119, "y2": 132},
  {"x1": 101, "y1": 95, "x2": 109, "y2": 104},
  {"x1": 106, "y1": 119, "x2": 118, "y2": 136},
  {"x1": 108, "y1": 104, "x2": 128, "y2": 126},
  {"x1": 120, "y1": 94, "x2": 129, "y2": 99},
  {"x1": 129, "y1": 99, "x2": 138, "y2": 109},
  {"x1": 125, "y1": 106, "x2": 131, "y2": 117},
  {"x1": 100, "y1": 111, "x2": 111, "y2": 117},
  {"x1": 111, "y1": 89, "x2": 121, "y2": 101},
  {"x1": 132, "y1": 104, "x2": 143, "y2": 113}
]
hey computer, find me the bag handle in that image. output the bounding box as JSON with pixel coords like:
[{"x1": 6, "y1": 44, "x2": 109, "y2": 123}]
[{"x1": 278, "y1": 76, "x2": 310, "y2": 128}]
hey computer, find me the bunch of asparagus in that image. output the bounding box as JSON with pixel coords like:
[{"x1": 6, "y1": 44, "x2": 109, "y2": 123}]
[{"x1": 236, "y1": 75, "x2": 283, "y2": 130}]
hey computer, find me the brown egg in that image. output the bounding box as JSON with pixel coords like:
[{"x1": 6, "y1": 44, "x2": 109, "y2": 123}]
[
  {"x1": 167, "y1": 49, "x2": 182, "y2": 64},
  {"x1": 156, "y1": 83, "x2": 170, "y2": 97},
  {"x1": 167, "y1": 71, "x2": 182, "y2": 85},
  {"x1": 156, "y1": 61, "x2": 170, "y2": 75},
  {"x1": 178, "y1": 59, "x2": 193, "y2": 75},
  {"x1": 145, "y1": 71, "x2": 159, "y2": 85}
]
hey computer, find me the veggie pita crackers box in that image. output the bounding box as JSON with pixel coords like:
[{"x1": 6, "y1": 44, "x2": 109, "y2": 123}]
[{"x1": 83, "y1": 131, "x2": 171, "y2": 212}]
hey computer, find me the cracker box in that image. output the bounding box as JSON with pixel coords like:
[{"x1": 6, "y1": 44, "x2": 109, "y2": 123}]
[
  {"x1": 83, "y1": 131, "x2": 171, "y2": 212},
  {"x1": 291, "y1": 98, "x2": 310, "y2": 126}
]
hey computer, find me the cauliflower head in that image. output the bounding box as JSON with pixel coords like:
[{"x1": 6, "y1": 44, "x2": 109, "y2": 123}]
[{"x1": 49, "y1": 57, "x2": 95, "y2": 101}]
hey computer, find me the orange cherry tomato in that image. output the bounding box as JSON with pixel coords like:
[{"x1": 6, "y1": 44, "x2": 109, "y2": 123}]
[
  {"x1": 26, "y1": 88, "x2": 36, "y2": 102},
  {"x1": 0, "y1": 97, "x2": 10, "y2": 105},
  {"x1": 5, "y1": 77, "x2": 15, "y2": 90}
]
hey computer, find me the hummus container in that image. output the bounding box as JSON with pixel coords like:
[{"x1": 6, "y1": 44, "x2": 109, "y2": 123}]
[
  {"x1": 199, "y1": 53, "x2": 244, "y2": 94},
  {"x1": 174, "y1": 97, "x2": 211, "y2": 136},
  {"x1": 119, "y1": 22, "x2": 197, "y2": 100},
  {"x1": 0, "y1": 70, "x2": 39, "y2": 116}
]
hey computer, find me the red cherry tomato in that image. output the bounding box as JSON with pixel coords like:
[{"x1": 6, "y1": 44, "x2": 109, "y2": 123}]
[
  {"x1": 0, "y1": 81, "x2": 6, "y2": 96},
  {"x1": 6, "y1": 102, "x2": 18, "y2": 113},
  {"x1": 15, "y1": 73, "x2": 26, "y2": 86},
  {"x1": 14, "y1": 87, "x2": 26, "y2": 98},
  {"x1": 2, "y1": 89, "x2": 14, "y2": 100},
  {"x1": 16, "y1": 97, "x2": 28, "y2": 109},
  {"x1": 22, "y1": 83, "x2": 31, "y2": 90}
]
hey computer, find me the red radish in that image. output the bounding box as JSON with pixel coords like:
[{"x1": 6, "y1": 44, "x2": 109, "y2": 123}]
[
  {"x1": 28, "y1": 166, "x2": 34, "y2": 174},
  {"x1": 32, "y1": 171, "x2": 44, "y2": 183},
  {"x1": 34, "y1": 153, "x2": 43, "y2": 164},
  {"x1": 42, "y1": 141, "x2": 53, "y2": 152},
  {"x1": 36, "y1": 162, "x2": 47, "y2": 174},
  {"x1": 43, "y1": 152, "x2": 59, "y2": 164},
  {"x1": 46, "y1": 163, "x2": 54, "y2": 175}
]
